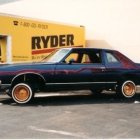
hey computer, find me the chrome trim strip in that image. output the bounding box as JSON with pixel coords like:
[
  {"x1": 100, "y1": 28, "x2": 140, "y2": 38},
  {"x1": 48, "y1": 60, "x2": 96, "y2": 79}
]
[
  {"x1": 12, "y1": 72, "x2": 46, "y2": 83},
  {"x1": 45, "y1": 81, "x2": 117, "y2": 85},
  {"x1": 1, "y1": 84, "x2": 11, "y2": 86}
]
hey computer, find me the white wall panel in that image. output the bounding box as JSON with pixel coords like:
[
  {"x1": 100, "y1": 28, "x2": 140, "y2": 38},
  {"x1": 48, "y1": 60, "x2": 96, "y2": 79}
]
[{"x1": 0, "y1": 0, "x2": 140, "y2": 62}]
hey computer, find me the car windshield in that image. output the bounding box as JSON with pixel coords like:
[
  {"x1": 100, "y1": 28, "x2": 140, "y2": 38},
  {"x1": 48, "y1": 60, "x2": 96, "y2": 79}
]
[{"x1": 41, "y1": 48, "x2": 71, "y2": 63}]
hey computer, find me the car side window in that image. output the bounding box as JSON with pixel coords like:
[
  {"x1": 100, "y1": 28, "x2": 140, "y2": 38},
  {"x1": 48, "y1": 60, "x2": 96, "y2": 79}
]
[
  {"x1": 87, "y1": 51, "x2": 102, "y2": 64},
  {"x1": 64, "y1": 50, "x2": 102, "y2": 64},
  {"x1": 81, "y1": 54, "x2": 90, "y2": 63},
  {"x1": 65, "y1": 53, "x2": 79, "y2": 63},
  {"x1": 106, "y1": 52, "x2": 119, "y2": 63}
]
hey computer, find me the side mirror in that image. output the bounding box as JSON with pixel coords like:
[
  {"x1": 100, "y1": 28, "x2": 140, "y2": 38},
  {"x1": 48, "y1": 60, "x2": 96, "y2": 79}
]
[{"x1": 69, "y1": 58, "x2": 75, "y2": 64}]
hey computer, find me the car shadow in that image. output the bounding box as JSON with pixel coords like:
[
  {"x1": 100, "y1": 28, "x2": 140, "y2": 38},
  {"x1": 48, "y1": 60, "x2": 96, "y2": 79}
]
[{"x1": 1, "y1": 90, "x2": 140, "y2": 106}]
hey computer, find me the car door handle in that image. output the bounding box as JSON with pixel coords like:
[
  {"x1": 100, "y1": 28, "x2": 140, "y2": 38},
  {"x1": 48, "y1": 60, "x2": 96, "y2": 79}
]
[{"x1": 100, "y1": 67, "x2": 106, "y2": 71}]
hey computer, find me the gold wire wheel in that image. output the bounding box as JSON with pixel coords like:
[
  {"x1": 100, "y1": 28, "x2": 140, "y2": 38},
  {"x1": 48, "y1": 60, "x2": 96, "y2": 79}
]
[
  {"x1": 122, "y1": 81, "x2": 136, "y2": 97},
  {"x1": 14, "y1": 85, "x2": 30, "y2": 101},
  {"x1": 12, "y1": 83, "x2": 32, "y2": 103}
]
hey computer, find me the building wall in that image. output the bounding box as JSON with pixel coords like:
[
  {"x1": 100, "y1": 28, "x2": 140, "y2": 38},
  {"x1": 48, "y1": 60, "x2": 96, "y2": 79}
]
[{"x1": 0, "y1": 0, "x2": 140, "y2": 62}]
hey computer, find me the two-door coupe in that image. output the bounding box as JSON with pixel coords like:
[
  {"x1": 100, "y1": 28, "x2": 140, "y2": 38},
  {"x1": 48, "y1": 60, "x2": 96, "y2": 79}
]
[{"x1": 0, "y1": 47, "x2": 140, "y2": 104}]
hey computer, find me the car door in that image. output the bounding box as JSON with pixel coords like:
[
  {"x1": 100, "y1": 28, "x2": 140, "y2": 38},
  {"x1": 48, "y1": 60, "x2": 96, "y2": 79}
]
[{"x1": 53, "y1": 49, "x2": 107, "y2": 88}]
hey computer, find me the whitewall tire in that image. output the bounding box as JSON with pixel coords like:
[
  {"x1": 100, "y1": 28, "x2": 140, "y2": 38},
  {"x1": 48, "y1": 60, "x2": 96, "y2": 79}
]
[
  {"x1": 121, "y1": 80, "x2": 136, "y2": 98},
  {"x1": 12, "y1": 83, "x2": 33, "y2": 104}
]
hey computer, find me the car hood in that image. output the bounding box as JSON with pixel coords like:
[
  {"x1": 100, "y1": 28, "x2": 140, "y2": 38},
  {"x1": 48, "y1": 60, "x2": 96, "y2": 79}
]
[{"x1": 0, "y1": 62, "x2": 56, "y2": 72}]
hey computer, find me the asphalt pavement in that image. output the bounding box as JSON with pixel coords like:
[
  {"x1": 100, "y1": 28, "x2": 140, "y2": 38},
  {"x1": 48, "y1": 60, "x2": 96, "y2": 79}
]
[{"x1": 0, "y1": 90, "x2": 140, "y2": 139}]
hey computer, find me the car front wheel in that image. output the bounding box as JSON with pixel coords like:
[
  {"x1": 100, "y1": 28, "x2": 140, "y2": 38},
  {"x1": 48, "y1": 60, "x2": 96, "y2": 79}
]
[
  {"x1": 12, "y1": 83, "x2": 33, "y2": 104},
  {"x1": 118, "y1": 80, "x2": 136, "y2": 98}
]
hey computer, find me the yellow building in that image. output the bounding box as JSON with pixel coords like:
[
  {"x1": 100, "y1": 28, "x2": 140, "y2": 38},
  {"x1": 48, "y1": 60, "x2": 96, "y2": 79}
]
[{"x1": 0, "y1": 13, "x2": 85, "y2": 63}]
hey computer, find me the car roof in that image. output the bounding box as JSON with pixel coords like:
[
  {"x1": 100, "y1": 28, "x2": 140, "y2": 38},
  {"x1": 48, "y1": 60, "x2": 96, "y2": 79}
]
[{"x1": 68, "y1": 47, "x2": 114, "y2": 52}]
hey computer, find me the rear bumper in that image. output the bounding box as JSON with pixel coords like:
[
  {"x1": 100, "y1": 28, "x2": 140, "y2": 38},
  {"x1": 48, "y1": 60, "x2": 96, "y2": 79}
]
[{"x1": 136, "y1": 85, "x2": 140, "y2": 93}]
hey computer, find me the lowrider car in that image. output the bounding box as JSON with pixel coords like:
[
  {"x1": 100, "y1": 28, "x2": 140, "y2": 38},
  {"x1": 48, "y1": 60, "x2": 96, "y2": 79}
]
[{"x1": 0, "y1": 47, "x2": 140, "y2": 104}]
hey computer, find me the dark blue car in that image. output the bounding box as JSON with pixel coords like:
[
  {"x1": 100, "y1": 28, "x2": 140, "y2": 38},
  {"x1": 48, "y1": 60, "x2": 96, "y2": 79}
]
[{"x1": 0, "y1": 47, "x2": 140, "y2": 104}]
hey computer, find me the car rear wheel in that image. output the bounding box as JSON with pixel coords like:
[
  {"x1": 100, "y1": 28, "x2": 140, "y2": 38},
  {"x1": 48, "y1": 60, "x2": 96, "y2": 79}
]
[
  {"x1": 118, "y1": 80, "x2": 136, "y2": 98},
  {"x1": 12, "y1": 83, "x2": 33, "y2": 104}
]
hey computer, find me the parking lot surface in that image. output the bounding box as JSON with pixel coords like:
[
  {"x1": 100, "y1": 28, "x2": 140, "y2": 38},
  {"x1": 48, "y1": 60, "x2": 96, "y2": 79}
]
[{"x1": 0, "y1": 90, "x2": 140, "y2": 139}]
